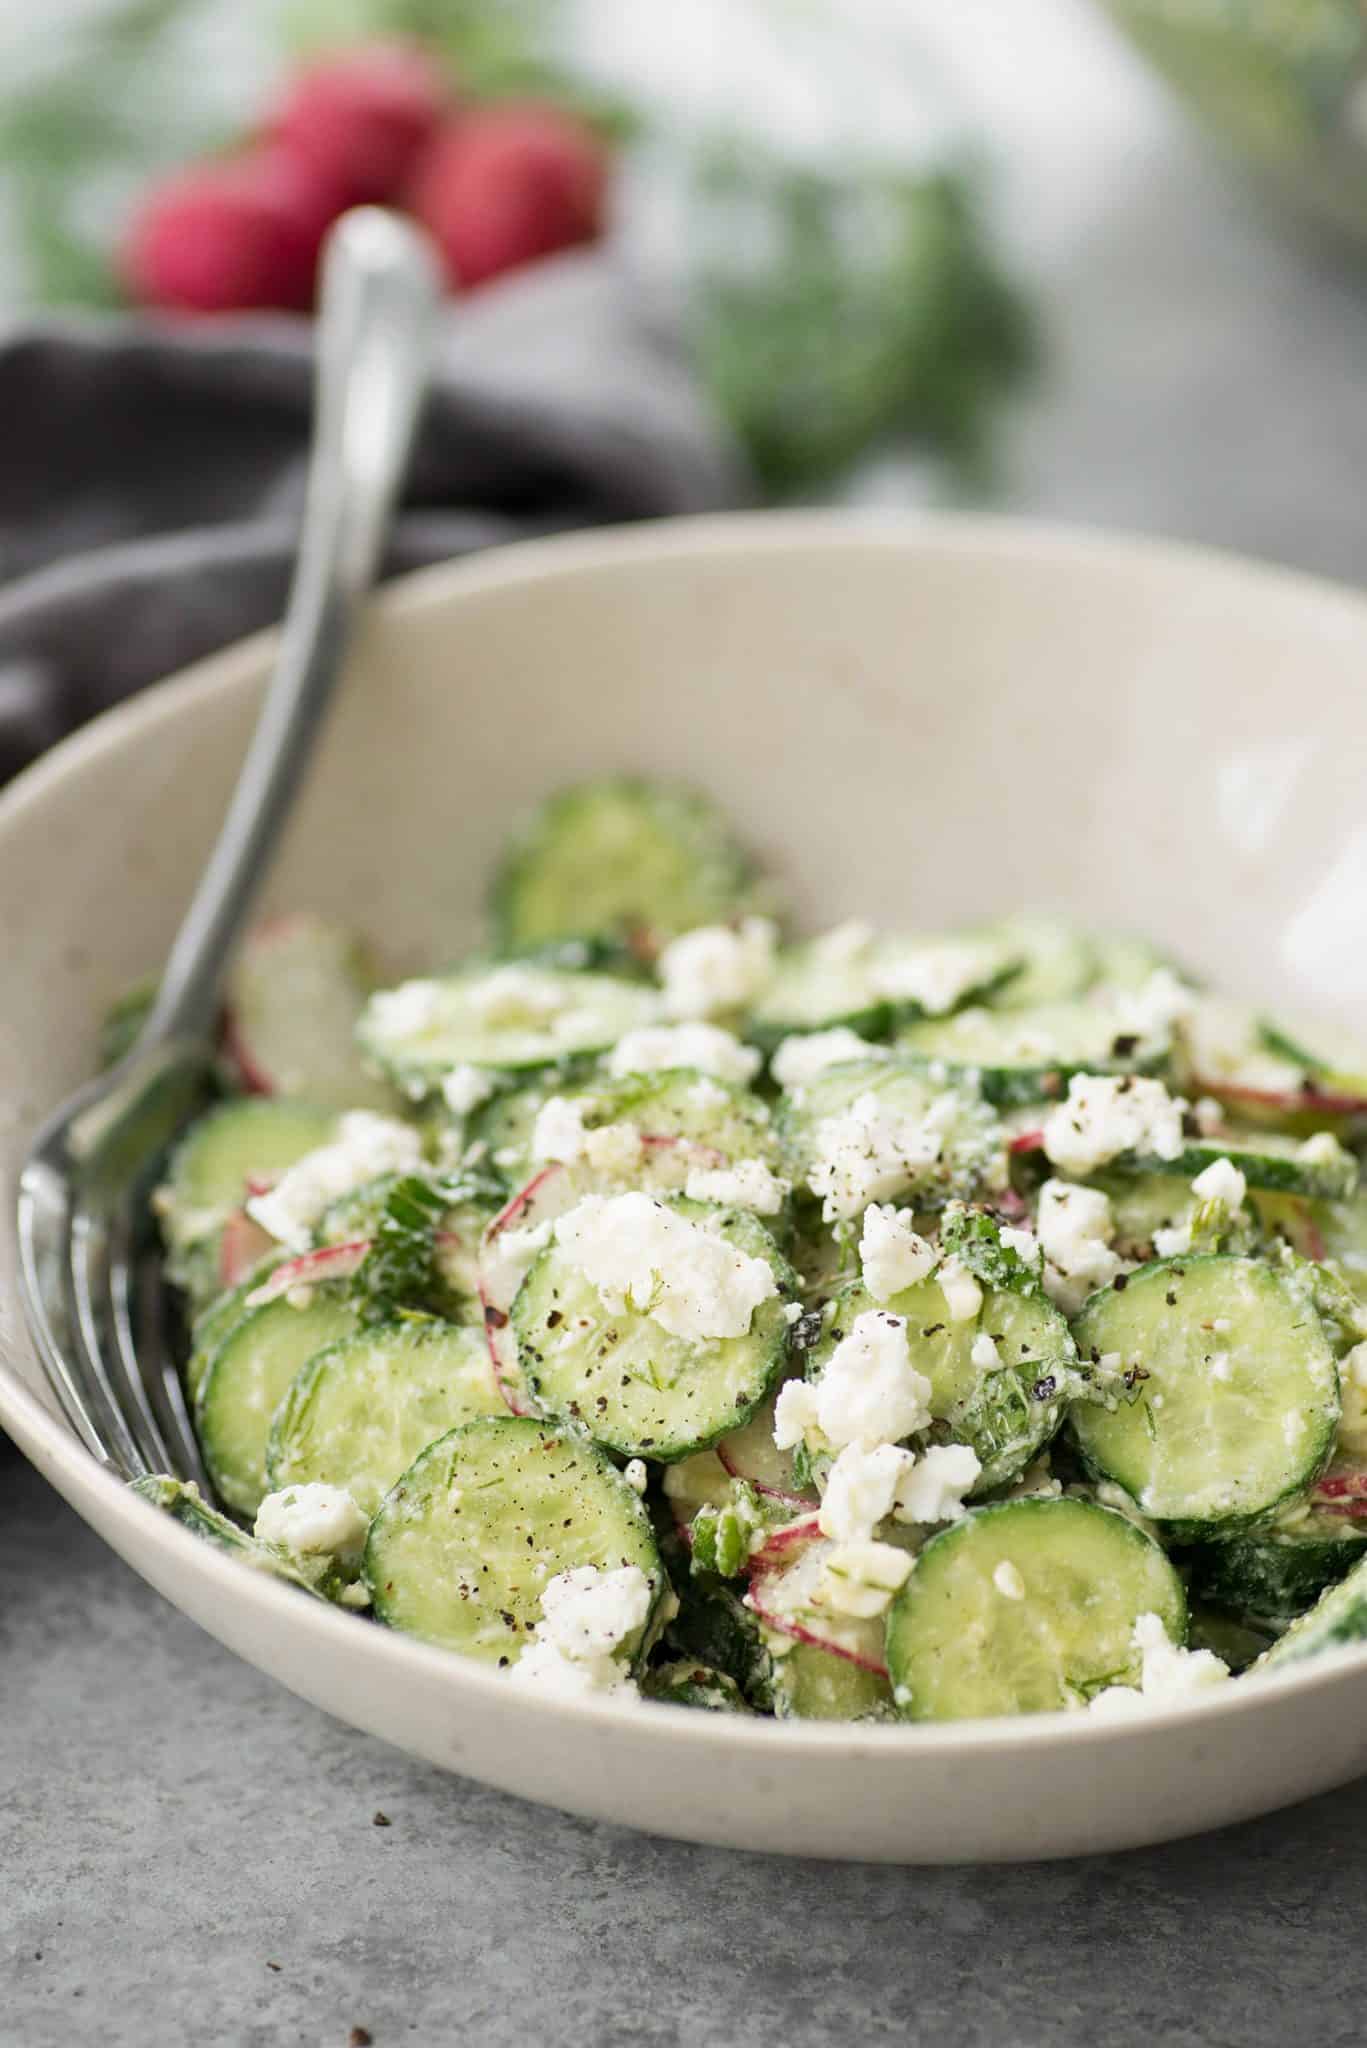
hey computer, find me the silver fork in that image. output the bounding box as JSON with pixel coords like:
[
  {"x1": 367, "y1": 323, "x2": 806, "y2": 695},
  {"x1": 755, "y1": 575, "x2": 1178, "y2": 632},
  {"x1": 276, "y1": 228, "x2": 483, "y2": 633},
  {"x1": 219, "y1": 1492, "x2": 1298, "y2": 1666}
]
[{"x1": 16, "y1": 207, "x2": 440, "y2": 1484}]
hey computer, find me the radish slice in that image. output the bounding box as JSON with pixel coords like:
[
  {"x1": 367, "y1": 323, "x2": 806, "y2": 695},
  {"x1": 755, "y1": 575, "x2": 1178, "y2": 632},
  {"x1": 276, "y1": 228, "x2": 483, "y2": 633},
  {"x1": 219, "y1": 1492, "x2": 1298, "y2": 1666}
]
[
  {"x1": 222, "y1": 1006, "x2": 275, "y2": 1096},
  {"x1": 1194, "y1": 1077, "x2": 1367, "y2": 1119},
  {"x1": 1009, "y1": 1128, "x2": 1045, "y2": 1157},
  {"x1": 744, "y1": 1537, "x2": 890, "y2": 1676},
  {"x1": 218, "y1": 1209, "x2": 277, "y2": 1288},
  {"x1": 224, "y1": 914, "x2": 391, "y2": 1109},
  {"x1": 1312, "y1": 1472, "x2": 1367, "y2": 1505},
  {"x1": 245, "y1": 1237, "x2": 370, "y2": 1306},
  {"x1": 716, "y1": 1385, "x2": 818, "y2": 1507},
  {"x1": 478, "y1": 1163, "x2": 579, "y2": 1415},
  {"x1": 745, "y1": 1513, "x2": 823, "y2": 1570}
]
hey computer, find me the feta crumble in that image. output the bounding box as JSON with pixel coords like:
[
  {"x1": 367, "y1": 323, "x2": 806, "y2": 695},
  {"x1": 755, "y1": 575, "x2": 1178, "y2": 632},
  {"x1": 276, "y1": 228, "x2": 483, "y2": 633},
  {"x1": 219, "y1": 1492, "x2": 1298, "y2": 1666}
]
[
  {"x1": 607, "y1": 1021, "x2": 761, "y2": 1085},
  {"x1": 467, "y1": 963, "x2": 567, "y2": 1027},
  {"x1": 870, "y1": 941, "x2": 995, "y2": 1016},
  {"x1": 658, "y1": 917, "x2": 777, "y2": 1019},
  {"x1": 441, "y1": 1064, "x2": 496, "y2": 1117},
  {"x1": 773, "y1": 1311, "x2": 932, "y2": 1453},
  {"x1": 1041, "y1": 1073, "x2": 1185, "y2": 1178},
  {"x1": 530, "y1": 1096, "x2": 644, "y2": 1176},
  {"x1": 937, "y1": 1256, "x2": 982, "y2": 1323},
  {"x1": 808, "y1": 1090, "x2": 957, "y2": 1222},
  {"x1": 894, "y1": 1442, "x2": 982, "y2": 1524},
  {"x1": 684, "y1": 1158, "x2": 789, "y2": 1215},
  {"x1": 246, "y1": 1111, "x2": 423, "y2": 1249},
  {"x1": 255, "y1": 1483, "x2": 368, "y2": 1563},
  {"x1": 1191, "y1": 1156, "x2": 1247, "y2": 1209},
  {"x1": 993, "y1": 1560, "x2": 1026, "y2": 1600},
  {"x1": 508, "y1": 1563, "x2": 652, "y2": 1699},
  {"x1": 858, "y1": 1204, "x2": 936, "y2": 1303},
  {"x1": 1087, "y1": 1612, "x2": 1230, "y2": 1715},
  {"x1": 1036, "y1": 1178, "x2": 1126, "y2": 1315},
  {"x1": 623, "y1": 1458, "x2": 648, "y2": 1496},
  {"x1": 970, "y1": 1332, "x2": 1001, "y2": 1371},
  {"x1": 818, "y1": 1440, "x2": 916, "y2": 1543},
  {"x1": 554, "y1": 1192, "x2": 777, "y2": 1343},
  {"x1": 770, "y1": 1027, "x2": 881, "y2": 1091},
  {"x1": 367, "y1": 978, "x2": 443, "y2": 1038},
  {"x1": 999, "y1": 1224, "x2": 1042, "y2": 1268},
  {"x1": 817, "y1": 1539, "x2": 913, "y2": 1618}
]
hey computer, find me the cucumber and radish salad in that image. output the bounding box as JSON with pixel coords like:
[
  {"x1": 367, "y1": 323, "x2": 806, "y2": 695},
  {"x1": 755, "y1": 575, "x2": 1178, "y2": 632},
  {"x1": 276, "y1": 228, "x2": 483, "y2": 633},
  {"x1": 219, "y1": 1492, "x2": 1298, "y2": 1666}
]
[{"x1": 124, "y1": 776, "x2": 1367, "y2": 1720}]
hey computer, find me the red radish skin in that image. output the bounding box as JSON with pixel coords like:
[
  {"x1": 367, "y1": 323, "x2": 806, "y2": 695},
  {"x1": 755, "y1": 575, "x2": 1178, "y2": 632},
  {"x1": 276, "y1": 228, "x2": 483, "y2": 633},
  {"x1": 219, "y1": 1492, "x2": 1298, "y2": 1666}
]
[
  {"x1": 1194, "y1": 1077, "x2": 1367, "y2": 1119},
  {"x1": 222, "y1": 1008, "x2": 275, "y2": 1094},
  {"x1": 218, "y1": 1210, "x2": 277, "y2": 1288},
  {"x1": 245, "y1": 1237, "x2": 369, "y2": 1305},
  {"x1": 1305, "y1": 1215, "x2": 1327, "y2": 1262},
  {"x1": 478, "y1": 1164, "x2": 578, "y2": 1415},
  {"x1": 744, "y1": 1581, "x2": 890, "y2": 1677},
  {"x1": 744, "y1": 1515, "x2": 823, "y2": 1570},
  {"x1": 271, "y1": 42, "x2": 447, "y2": 206},
  {"x1": 121, "y1": 148, "x2": 342, "y2": 313},
  {"x1": 715, "y1": 1441, "x2": 815, "y2": 1510},
  {"x1": 1313, "y1": 1473, "x2": 1367, "y2": 1504},
  {"x1": 407, "y1": 104, "x2": 608, "y2": 290},
  {"x1": 1009, "y1": 1129, "x2": 1045, "y2": 1157}
]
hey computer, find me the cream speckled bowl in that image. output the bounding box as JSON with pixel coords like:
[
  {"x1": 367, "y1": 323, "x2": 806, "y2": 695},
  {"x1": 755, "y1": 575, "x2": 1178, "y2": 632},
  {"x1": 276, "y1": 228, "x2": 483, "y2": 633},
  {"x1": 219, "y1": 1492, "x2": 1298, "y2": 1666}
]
[{"x1": 5, "y1": 511, "x2": 1367, "y2": 1863}]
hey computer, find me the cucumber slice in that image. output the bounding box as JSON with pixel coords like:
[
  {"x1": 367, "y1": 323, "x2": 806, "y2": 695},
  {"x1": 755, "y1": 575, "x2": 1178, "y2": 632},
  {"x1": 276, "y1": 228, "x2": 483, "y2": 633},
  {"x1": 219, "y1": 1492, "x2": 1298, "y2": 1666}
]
[
  {"x1": 129, "y1": 1475, "x2": 320, "y2": 1590},
  {"x1": 515, "y1": 1202, "x2": 793, "y2": 1461},
  {"x1": 467, "y1": 1073, "x2": 563, "y2": 1179},
  {"x1": 804, "y1": 1276, "x2": 1077, "y2": 1492},
  {"x1": 358, "y1": 966, "x2": 660, "y2": 1093},
  {"x1": 776, "y1": 1058, "x2": 1006, "y2": 1216},
  {"x1": 641, "y1": 1660, "x2": 754, "y2": 1712},
  {"x1": 1187, "y1": 1605, "x2": 1276, "y2": 1674},
  {"x1": 1184, "y1": 1513, "x2": 1367, "y2": 1620},
  {"x1": 267, "y1": 1319, "x2": 505, "y2": 1517},
  {"x1": 1091, "y1": 932, "x2": 1179, "y2": 990},
  {"x1": 886, "y1": 1496, "x2": 1186, "y2": 1720},
  {"x1": 365, "y1": 1416, "x2": 665, "y2": 1662},
  {"x1": 492, "y1": 779, "x2": 757, "y2": 953},
  {"x1": 184, "y1": 1255, "x2": 287, "y2": 1406},
  {"x1": 226, "y1": 916, "x2": 394, "y2": 1110},
  {"x1": 976, "y1": 917, "x2": 1097, "y2": 1009},
  {"x1": 1256, "y1": 1552, "x2": 1367, "y2": 1672},
  {"x1": 750, "y1": 933, "x2": 1018, "y2": 1046},
  {"x1": 1071, "y1": 1256, "x2": 1340, "y2": 1534},
  {"x1": 771, "y1": 1640, "x2": 894, "y2": 1722},
  {"x1": 474, "y1": 1066, "x2": 783, "y2": 1196},
  {"x1": 157, "y1": 1099, "x2": 338, "y2": 1266},
  {"x1": 1092, "y1": 1172, "x2": 1196, "y2": 1259},
  {"x1": 197, "y1": 1288, "x2": 360, "y2": 1517},
  {"x1": 1116, "y1": 1130, "x2": 1359, "y2": 1202},
  {"x1": 896, "y1": 999, "x2": 1171, "y2": 1109}
]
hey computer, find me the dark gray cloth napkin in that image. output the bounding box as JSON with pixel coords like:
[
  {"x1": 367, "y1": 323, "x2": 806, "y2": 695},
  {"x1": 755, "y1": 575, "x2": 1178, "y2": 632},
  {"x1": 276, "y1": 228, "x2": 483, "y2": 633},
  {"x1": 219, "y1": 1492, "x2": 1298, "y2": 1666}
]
[{"x1": 0, "y1": 252, "x2": 745, "y2": 782}]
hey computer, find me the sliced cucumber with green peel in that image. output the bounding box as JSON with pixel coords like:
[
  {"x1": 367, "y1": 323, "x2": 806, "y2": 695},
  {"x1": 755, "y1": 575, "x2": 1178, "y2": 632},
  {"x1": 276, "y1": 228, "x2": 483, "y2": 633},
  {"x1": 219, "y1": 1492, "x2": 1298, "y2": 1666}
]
[
  {"x1": 1256, "y1": 1552, "x2": 1367, "y2": 1673},
  {"x1": 184, "y1": 1256, "x2": 287, "y2": 1406},
  {"x1": 976, "y1": 916, "x2": 1097, "y2": 1009},
  {"x1": 804, "y1": 1275, "x2": 1077, "y2": 1492},
  {"x1": 365, "y1": 1416, "x2": 664, "y2": 1662},
  {"x1": 771, "y1": 1640, "x2": 894, "y2": 1722},
  {"x1": 1071, "y1": 1256, "x2": 1339, "y2": 1534},
  {"x1": 1091, "y1": 932, "x2": 1180, "y2": 991},
  {"x1": 750, "y1": 933, "x2": 1018, "y2": 1046},
  {"x1": 1184, "y1": 1513, "x2": 1367, "y2": 1620},
  {"x1": 197, "y1": 1287, "x2": 360, "y2": 1517},
  {"x1": 267, "y1": 1318, "x2": 505, "y2": 1517},
  {"x1": 896, "y1": 998, "x2": 1171, "y2": 1109},
  {"x1": 515, "y1": 1202, "x2": 793, "y2": 1460},
  {"x1": 1092, "y1": 1172, "x2": 1197, "y2": 1259},
  {"x1": 157, "y1": 1099, "x2": 337, "y2": 1267},
  {"x1": 129, "y1": 1475, "x2": 318, "y2": 1593},
  {"x1": 886, "y1": 1496, "x2": 1186, "y2": 1720},
  {"x1": 492, "y1": 779, "x2": 758, "y2": 953},
  {"x1": 226, "y1": 915, "x2": 394, "y2": 1109},
  {"x1": 776, "y1": 1058, "x2": 1006, "y2": 1212},
  {"x1": 1117, "y1": 1130, "x2": 1358, "y2": 1202},
  {"x1": 358, "y1": 966, "x2": 660, "y2": 1093}
]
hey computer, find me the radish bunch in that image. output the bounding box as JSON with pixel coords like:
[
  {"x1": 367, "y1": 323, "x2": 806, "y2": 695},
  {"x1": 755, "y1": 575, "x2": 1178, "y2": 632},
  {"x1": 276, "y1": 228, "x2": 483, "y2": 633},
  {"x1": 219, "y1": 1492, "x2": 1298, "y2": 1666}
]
[{"x1": 121, "y1": 41, "x2": 609, "y2": 316}]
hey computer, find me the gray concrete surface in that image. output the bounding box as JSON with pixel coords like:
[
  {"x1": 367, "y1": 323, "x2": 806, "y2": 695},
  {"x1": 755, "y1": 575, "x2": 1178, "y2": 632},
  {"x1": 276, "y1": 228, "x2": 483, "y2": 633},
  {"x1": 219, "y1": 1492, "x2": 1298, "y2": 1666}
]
[{"x1": 13, "y1": 18, "x2": 1367, "y2": 2043}]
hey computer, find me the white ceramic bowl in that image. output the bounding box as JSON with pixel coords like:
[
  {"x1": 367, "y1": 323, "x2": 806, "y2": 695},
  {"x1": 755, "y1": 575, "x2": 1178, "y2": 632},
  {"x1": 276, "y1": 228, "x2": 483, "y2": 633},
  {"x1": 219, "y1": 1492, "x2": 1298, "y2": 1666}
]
[{"x1": 7, "y1": 511, "x2": 1367, "y2": 1864}]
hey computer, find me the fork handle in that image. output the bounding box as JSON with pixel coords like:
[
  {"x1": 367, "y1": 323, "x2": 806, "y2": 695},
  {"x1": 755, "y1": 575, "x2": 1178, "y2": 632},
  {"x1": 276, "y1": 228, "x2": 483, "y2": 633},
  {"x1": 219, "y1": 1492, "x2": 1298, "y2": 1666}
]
[{"x1": 143, "y1": 207, "x2": 441, "y2": 1048}]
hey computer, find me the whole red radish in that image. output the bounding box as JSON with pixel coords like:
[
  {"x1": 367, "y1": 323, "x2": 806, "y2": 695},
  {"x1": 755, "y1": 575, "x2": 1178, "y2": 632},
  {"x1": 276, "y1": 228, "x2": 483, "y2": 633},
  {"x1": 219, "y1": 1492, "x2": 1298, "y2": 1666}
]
[
  {"x1": 272, "y1": 41, "x2": 447, "y2": 206},
  {"x1": 122, "y1": 148, "x2": 342, "y2": 314},
  {"x1": 408, "y1": 103, "x2": 609, "y2": 290}
]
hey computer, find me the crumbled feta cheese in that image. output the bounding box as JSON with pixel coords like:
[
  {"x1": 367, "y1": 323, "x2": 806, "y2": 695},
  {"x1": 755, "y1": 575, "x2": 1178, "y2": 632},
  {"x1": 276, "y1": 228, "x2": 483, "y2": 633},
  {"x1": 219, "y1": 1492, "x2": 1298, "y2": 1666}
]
[
  {"x1": 1036, "y1": 1178, "x2": 1125, "y2": 1315},
  {"x1": 818, "y1": 1440, "x2": 917, "y2": 1543},
  {"x1": 1191, "y1": 1156, "x2": 1247, "y2": 1209},
  {"x1": 530, "y1": 1096, "x2": 644, "y2": 1176},
  {"x1": 858, "y1": 1204, "x2": 936, "y2": 1302},
  {"x1": 808, "y1": 1091, "x2": 953, "y2": 1222},
  {"x1": 1210, "y1": 1353, "x2": 1233, "y2": 1382},
  {"x1": 1041, "y1": 1074, "x2": 1185, "y2": 1178},
  {"x1": 441, "y1": 1064, "x2": 496, "y2": 1117},
  {"x1": 1337, "y1": 1341, "x2": 1367, "y2": 1456},
  {"x1": 1193, "y1": 1096, "x2": 1225, "y2": 1136},
  {"x1": 684, "y1": 1158, "x2": 789, "y2": 1215},
  {"x1": 870, "y1": 941, "x2": 993, "y2": 1016},
  {"x1": 788, "y1": 1310, "x2": 932, "y2": 1452},
  {"x1": 816, "y1": 1539, "x2": 913, "y2": 1618},
  {"x1": 937, "y1": 1256, "x2": 982, "y2": 1323},
  {"x1": 658, "y1": 917, "x2": 777, "y2": 1019},
  {"x1": 1152, "y1": 1222, "x2": 1192, "y2": 1260},
  {"x1": 487, "y1": 1219, "x2": 553, "y2": 1302},
  {"x1": 555, "y1": 1192, "x2": 777, "y2": 1343},
  {"x1": 993, "y1": 1560, "x2": 1026, "y2": 1600},
  {"x1": 246, "y1": 1111, "x2": 422, "y2": 1249},
  {"x1": 772, "y1": 1377, "x2": 820, "y2": 1452},
  {"x1": 467, "y1": 963, "x2": 567, "y2": 1027},
  {"x1": 1299, "y1": 1131, "x2": 1347, "y2": 1167},
  {"x1": 1116, "y1": 968, "x2": 1195, "y2": 1040},
  {"x1": 368, "y1": 978, "x2": 443, "y2": 1038},
  {"x1": 812, "y1": 920, "x2": 875, "y2": 964},
  {"x1": 1087, "y1": 1612, "x2": 1230, "y2": 1715},
  {"x1": 970, "y1": 1332, "x2": 1001, "y2": 1371},
  {"x1": 771, "y1": 1027, "x2": 881, "y2": 1091},
  {"x1": 999, "y1": 1225, "x2": 1042, "y2": 1268},
  {"x1": 508, "y1": 1563, "x2": 651, "y2": 1699},
  {"x1": 255, "y1": 1483, "x2": 368, "y2": 1562},
  {"x1": 607, "y1": 1021, "x2": 761, "y2": 1085},
  {"x1": 894, "y1": 1443, "x2": 982, "y2": 1524},
  {"x1": 623, "y1": 1458, "x2": 648, "y2": 1495}
]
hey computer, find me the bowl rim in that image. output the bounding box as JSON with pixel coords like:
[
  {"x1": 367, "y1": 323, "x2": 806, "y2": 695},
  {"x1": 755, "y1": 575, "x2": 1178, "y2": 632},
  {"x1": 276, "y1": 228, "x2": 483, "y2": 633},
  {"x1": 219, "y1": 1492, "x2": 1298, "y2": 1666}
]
[{"x1": 6, "y1": 502, "x2": 1367, "y2": 1757}]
